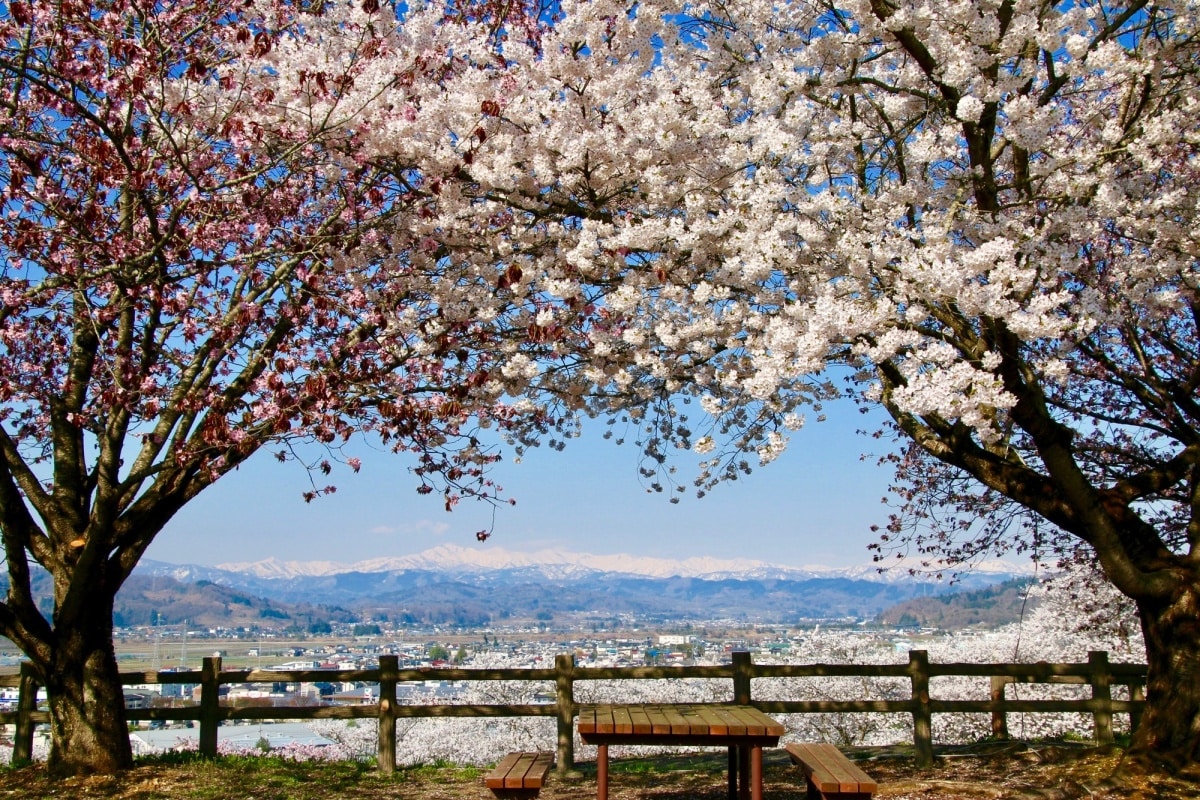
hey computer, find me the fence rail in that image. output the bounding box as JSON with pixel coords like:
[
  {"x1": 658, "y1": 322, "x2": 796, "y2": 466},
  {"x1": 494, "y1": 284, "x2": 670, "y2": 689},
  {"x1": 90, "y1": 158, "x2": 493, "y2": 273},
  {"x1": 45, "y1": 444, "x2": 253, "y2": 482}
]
[{"x1": 0, "y1": 650, "x2": 1146, "y2": 771}]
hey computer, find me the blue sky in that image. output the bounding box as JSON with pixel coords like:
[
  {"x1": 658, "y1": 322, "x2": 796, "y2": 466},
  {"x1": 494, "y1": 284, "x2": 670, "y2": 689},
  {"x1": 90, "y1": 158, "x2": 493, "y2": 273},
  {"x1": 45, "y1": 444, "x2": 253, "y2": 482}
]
[{"x1": 146, "y1": 397, "x2": 901, "y2": 568}]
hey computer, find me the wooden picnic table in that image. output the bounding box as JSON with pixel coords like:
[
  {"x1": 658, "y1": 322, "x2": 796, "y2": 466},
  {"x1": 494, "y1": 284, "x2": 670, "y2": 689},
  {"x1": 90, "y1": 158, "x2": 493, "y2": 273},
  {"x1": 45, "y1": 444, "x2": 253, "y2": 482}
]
[{"x1": 576, "y1": 703, "x2": 785, "y2": 800}]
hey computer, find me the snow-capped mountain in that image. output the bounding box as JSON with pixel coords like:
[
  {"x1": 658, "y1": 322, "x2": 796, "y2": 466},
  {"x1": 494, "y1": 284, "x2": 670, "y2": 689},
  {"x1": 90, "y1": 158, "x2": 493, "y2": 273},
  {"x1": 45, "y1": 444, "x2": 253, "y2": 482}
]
[
  {"x1": 211, "y1": 544, "x2": 1031, "y2": 583},
  {"x1": 214, "y1": 545, "x2": 827, "y2": 581}
]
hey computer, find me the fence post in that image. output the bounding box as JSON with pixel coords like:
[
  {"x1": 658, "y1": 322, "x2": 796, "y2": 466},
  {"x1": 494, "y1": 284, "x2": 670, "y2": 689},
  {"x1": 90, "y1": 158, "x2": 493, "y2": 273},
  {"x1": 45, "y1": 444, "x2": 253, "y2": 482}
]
[
  {"x1": 199, "y1": 656, "x2": 222, "y2": 757},
  {"x1": 377, "y1": 655, "x2": 398, "y2": 774},
  {"x1": 1089, "y1": 651, "x2": 1114, "y2": 744},
  {"x1": 1129, "y1": 678, "x2": 1145, "y2": 733},
  {"x1": 732, "y1": 651, "x2": 752, "y2": 705},
  {"x1": 555, "y1": 653, "x2": 575, "y2": 775},
  {"x1": 990, "y1": 676, "x2": 1010, "y2": 740},
  {"x1": 12, "y1": 662, "x2": 38, "y2": 765},
  {"x1": 908, "y1": 650, "x2": 933, "y2": 767}
]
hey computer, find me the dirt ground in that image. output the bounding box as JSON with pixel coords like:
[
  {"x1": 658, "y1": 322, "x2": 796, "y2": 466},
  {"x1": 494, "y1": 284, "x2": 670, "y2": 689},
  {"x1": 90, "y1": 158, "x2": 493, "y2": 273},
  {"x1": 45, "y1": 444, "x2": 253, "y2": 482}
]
[{"x1": 1, "y1": 741, "x2": 1197, "y2": 800}]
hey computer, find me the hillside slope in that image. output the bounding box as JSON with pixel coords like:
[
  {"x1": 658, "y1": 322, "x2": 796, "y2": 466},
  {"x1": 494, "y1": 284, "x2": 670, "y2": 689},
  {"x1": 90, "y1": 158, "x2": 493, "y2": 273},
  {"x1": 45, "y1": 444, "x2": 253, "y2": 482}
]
[{"x1": 875, "y1": 578, "x2": 1040, "y2": 629}]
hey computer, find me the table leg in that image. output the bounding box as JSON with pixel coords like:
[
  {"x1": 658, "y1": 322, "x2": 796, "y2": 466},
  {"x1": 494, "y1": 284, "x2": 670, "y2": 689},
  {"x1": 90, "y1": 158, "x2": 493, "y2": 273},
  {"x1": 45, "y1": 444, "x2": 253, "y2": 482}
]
[
  {"x1": 750, "y1": 746, "x2": 763, "y2": 800},
  {"x1": 727, "y1": 746, "x2": 738, "y2": 800},
  {"x1": 597, "y1": 744, "x2": 608, "y2": 800},
  {"x1": 738, "y1": 746, "x2": 750, "y2": 800}
]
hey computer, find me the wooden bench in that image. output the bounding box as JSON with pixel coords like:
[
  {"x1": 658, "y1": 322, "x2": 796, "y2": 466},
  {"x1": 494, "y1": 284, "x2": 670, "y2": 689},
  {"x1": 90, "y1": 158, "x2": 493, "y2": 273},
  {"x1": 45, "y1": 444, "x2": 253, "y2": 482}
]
[
  {"x1": 786, "y1": 742, "x2": 877, "y2": 800},
  {"x1": 484, "y1": 751, "x2": 553, "y2": 799}
]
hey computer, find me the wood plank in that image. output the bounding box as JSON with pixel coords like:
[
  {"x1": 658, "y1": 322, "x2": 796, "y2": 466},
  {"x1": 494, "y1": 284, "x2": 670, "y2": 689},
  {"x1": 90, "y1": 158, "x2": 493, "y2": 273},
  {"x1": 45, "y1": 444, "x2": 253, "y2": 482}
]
[
  {"x1": 682, "y1": 706, "x2": 706, "y2": 734},
  {"x1": 485, "y1": 752, "x2": 522, "y2": 789},
  {"x1": 612, "y1": 706, "x2": 634, "y2": 735},
  {"x1": 741, "y1": 705, "x2": 786, "y2": 736},
  {"x1": 646, "y1": 705, "x2": 673, "y2": 735},
  {"x1": 694, "y1": 705, "x2": 729, "y2": 736},
  {"x1": 522, "y1": 752, "x2": 553, "y2": 788},
  {"x1": 720, "y1": 705, "x2": 752, "y2": 733},
  {"x1": 660, "y1": 704, "x2": 692, "y2": 735},
  {"x1": 485, "y1": 751, "x2": 552, "y2": 791},
  {"x1": 810, "y1": 745, "x2": 857, "y2": 793},
  {"x1": 787, "y1": 743, "x2": 876, "y2": 793},
  {"x1": 720, "y1": 705, "x2": 750, "y2": 736},
  {"x1": 730, "y1": 705, "x2": 778, "y2": 736},
  {"x1": 629, "y1": 705, "x2": 653, "y2": 735},
  {"x1": 505, "y1": 752, "x2": 538, "y2": 789}
]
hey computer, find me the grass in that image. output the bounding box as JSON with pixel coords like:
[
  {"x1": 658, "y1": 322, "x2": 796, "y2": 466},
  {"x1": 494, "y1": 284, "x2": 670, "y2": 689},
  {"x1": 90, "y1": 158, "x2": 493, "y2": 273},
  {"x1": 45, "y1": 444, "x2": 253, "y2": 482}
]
[
  {"x1": 1, "y1": 741, "x2": 1199, "y2": 799},
  {"x1": 403, "y1": 758, "x2": 483, "y2": 781},
  {"x1": 0, "y1": 753, "x2": 472, "y2": 800}
]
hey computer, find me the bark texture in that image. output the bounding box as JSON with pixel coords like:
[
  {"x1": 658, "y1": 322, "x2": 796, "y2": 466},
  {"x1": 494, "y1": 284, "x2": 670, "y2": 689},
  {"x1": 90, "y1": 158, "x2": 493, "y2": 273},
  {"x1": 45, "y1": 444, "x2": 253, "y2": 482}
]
[
  {"x1": 1127, "y1": 583, "x2": 1200, "y2": 775},
  {"x1": 42, "y1": 591, "x2": 133, "y2": 775}
]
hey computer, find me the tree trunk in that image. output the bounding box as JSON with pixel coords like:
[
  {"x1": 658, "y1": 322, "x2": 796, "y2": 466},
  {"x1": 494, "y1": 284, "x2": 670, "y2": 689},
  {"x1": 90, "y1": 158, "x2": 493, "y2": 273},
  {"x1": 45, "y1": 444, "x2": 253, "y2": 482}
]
[
  {"x1": 41, "y1": 593, "x2": 133, "y2": 776},
  {"x1": 1125, "y1": 582, "x2": 1200, "y2": 777}
]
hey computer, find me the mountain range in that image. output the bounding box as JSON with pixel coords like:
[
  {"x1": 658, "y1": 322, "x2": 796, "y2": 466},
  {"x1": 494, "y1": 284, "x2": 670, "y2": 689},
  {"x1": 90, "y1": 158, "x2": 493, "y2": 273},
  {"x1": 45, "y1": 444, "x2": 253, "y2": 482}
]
[
  {"x1": 130, "y1": 545, "x2": 1034, "y2": 627},
  {"x1": 183, "y1": 543, "x2": 1024, "y2": 581}
]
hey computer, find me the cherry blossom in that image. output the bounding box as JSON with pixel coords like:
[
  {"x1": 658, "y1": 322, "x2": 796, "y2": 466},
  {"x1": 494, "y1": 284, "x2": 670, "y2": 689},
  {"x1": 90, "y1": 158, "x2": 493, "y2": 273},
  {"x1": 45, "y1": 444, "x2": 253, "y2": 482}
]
[{"x1": 0, "y1": 0, "x2": 555, "y2": 774}]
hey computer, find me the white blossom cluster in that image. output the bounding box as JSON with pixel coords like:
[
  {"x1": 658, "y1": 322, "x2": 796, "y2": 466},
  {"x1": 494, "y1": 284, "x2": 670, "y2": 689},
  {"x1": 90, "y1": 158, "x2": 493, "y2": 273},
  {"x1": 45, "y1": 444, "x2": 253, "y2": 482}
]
[{"x1": 210, "y1": 0, "x2": 1199, "y2": 503}]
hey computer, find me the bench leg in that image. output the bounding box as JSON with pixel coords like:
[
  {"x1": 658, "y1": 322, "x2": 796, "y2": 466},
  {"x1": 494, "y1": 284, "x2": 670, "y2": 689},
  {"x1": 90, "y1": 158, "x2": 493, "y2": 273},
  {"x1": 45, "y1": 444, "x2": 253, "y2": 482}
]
[
  {"x1": 596, "y1": 744, "x2": 608, "y2": 800},
  {"x1": 728, "y1": 746, "x2": 738, "y2": 800},
  {"x1": 751, "y1": 746, "x2": 763, "y2": 800}
]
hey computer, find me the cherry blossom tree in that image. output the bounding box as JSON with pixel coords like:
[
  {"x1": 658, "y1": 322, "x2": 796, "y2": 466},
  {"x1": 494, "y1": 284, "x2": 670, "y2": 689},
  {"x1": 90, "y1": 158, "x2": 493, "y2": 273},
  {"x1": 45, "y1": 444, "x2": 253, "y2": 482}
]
[
  {"x1": 0, "y1": 0, "x2": 563, "y2": 775},
  {"x1": 254, "y1": 0, "x2": 1198, "y2": 776},
  {"x1": 649, "y1": 0, "x2": 1197, "y2": 776}
]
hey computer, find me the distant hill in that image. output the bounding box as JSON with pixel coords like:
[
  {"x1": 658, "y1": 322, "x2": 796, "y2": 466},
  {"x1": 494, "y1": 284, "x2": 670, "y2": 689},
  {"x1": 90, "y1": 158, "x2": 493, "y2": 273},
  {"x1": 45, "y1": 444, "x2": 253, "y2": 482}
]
[
  {"x1": 875, "y1": 577, "x2": 1040, "y2": 629},
  {"x1": 111, "y1": 574, "x2": 359, "y2": 630},
  {"x1": 0, "y1": 571, "x2": 357, "y2": 632}
]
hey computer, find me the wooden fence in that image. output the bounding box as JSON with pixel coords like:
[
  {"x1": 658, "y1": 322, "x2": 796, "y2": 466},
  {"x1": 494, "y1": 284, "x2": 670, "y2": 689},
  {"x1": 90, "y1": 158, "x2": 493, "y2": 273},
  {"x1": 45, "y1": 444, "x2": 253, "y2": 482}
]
[{"x1": 0, "y1": 650, "x2": 1146, "y2": 772}]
